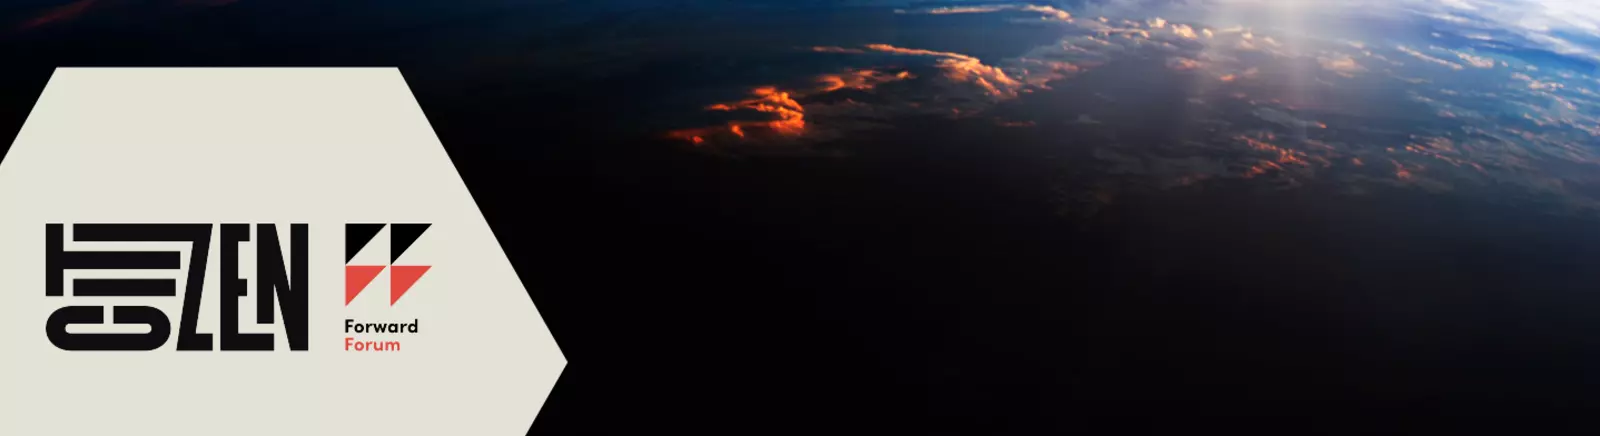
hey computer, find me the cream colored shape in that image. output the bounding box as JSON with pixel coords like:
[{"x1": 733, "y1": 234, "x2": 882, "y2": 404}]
[{"x1": 0, "y1": 68, "x2": 565, "y2": 435}]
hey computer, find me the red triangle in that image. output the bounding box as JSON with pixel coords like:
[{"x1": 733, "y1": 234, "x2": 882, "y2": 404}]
[
  {"x1": 345, "y1": 265, "x2": 385, "y2": 305},
  {"x1": 390, "y1": 265, "x2": 430, "y2": 305}
]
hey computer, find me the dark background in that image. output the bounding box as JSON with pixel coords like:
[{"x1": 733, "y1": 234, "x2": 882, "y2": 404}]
[{"x1": 4, "y1": 1, "x2": 1600, "y2": 434}]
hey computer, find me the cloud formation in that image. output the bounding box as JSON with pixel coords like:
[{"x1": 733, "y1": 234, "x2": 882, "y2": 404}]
[
  {"x1": 1453, "y1": 51, "x2": 1497, "y2": 68},
  {"x1": 895, "y1": 3, "x2": 1072, "y2": 22},
  {"x1": 1396, "y1": 45, "x2": 1466, "y2": 70},
  {"x1": 1317, "y1": 54, "x2": 1367, "y2": 78},
  {"x1": 657, "y1": 1, "x2": 1600, "y2": 212},
  {"x1": 812, "y1": 43, "x2": 1033, "y2": 98},
  {"x1": 670, "y1": 42, "x2": 1077, "y2": 145},
  {"x1": 1400, "y1": 0, "x2": 1600, "y2": 64},
  {"x1": 816, "y1": 69, "x2": 916, "y2": 92},
  {"x1": 666, "y1": 86, "x2": 810, "y2": 145}
]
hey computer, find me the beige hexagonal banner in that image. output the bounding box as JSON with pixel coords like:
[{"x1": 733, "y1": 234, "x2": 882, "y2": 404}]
[{"x1": 0, "y1": 68, "x2": 565, "y2": 435}]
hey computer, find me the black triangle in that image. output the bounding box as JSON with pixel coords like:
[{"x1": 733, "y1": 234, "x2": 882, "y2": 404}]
[
  {"x1": 345, "y1": 224, "x2": 386, "y2": 263},
  {"x1": 391, "y1": 223, "x2": 431, "y2": 263}
]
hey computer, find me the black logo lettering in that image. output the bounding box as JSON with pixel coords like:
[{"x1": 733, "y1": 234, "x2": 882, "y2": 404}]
[{"x1": 45, "y1": 223, "x2": 309, "y2": 351}]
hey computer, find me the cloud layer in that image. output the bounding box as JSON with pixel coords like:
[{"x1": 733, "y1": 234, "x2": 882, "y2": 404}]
[{"x1": 653, "y1": 1, "x2": 1600, "y2": 213}]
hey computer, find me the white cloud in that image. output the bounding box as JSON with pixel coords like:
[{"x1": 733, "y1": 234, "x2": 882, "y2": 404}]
[
  {"x1": 1403, "y1": 0, "x2": 1600, "y2": 62},
  {"x1": 1318, "y1": 54, "x2": 1368, "y2": 77},
  {"x1": 1454, "y1": 51, "x2": 1497, "y2": 68},
  {"x1": 1396, "y1": 45, "x2": 1466, "y2": 70},
  {"x1": 895, "y1": 3, "x2": 1071, "y2": 21}
]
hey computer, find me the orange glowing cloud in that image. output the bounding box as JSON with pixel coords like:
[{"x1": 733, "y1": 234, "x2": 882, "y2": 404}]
[
  {"x1": 678, "y1": 40, "x2": 1085, "y2": 146},
  {"x1": 722, "y1": 87, "x2": 807, "y2": 135},
  {"x1": 665, "y1": 128, "x2": 711, "y2": 145},
  {"x1": 663, "y1": 66, "x2": 922, "y2": 145},
  {"x1": 1392, "y1": 159, "x2": 1414, "y2": 180},
  {"x1": 863, "y1": 44, "x2": 978, "y2": 60},
  {"x1": 936, "y1": 56, "x2": 1023, "y2": 97},
  {"x1": 816, "y1": 69, "x2": 914, "y2": 92},
  {"x1": 667, "y1": 87, "x2": 808, "y2": 144},
  {"x1": 1243, "y1": 160, "x2": 1284, "y2": 178},
  {"x1": 815, "y1": 44, "x2": 1027, "y2": 98},
  {"x1": 1236, "y1": 134, "x2": 1331, "y2": 168}
]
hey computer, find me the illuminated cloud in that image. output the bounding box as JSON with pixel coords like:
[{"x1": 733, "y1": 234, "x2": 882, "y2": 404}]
[
  {"x1": 896, "y1": 3, "x2": 1072, "y2": 21},
  {"x1": 1317, "y1": 54, "x2": 1367, "y2": 78},
  {"x1": 1215, "y1": 26, "x2": 1250, "y2": 35},
  {"x1": 964, "y1": 7, "x2": 1599, "y2": 206},
  {"x1": 936, "y1": 56, "x2": 1024, "y2": 97},
  {"x1": 1242, "y1": 160, "x2": 1284, "y2": 179},
  {"x1": 1454, "y1": 52, "x2": 1497, "y2": 68},
  {"x1": 666, "y1": 86, "x2": 808, "y2": 144},
  {"x1": 1171, "y1": 24, "x2": 1199, "y2": 39},
  {"x1": 815, "y1": 69, "x2": 915, "y2": 92},
  {"x1": 901, "y1": 8, "x2": 1600, "y2": 207},
  {"x1": 673, "y1": 38, "x2": 1099, "y2": 149},
  {"x1": 1014, "y1": 59, "x2": 1081, "y2": 87},
  {"x1": 1396, "y1": 45, "x2": 1466, "y2": 70},
  {"x1": 1166, "y1": 57, "x2": 1204, "y2": 71},
  {"x1": 1391, "y1": 159, "x2": 1415, "y2": 180},
  {"x1": 912, "y1": 5, "x2": 1006, "y2": 14},
  {"x1": 668, "y1": 43, "x2": 1025, "y2": 147},
  {"x1": 1509, "y1": 72, "x2": 1565, "y2": 91},
  {"x1": 1215, "y1": 67, "x2": 1259, "y2": 83},
  {"x1": 1019, "y1": 4, "x2": 1073, "y2": 21},
  {"x1": 658, "y1": 4, "x2": 1600, "y2": 209},
  {"x1": 1400, "y1": 0, "x2": 1600, "y2": 64},
  {"x1": 861, "y1": 44, "x2": 977, "y2": 60},
  {"x1": 1238, "y1": 135, "x2": 1322, "y2": 168},
  {"x1": 817, "y1": 44, "x2": 1029, "y2": 98}
]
